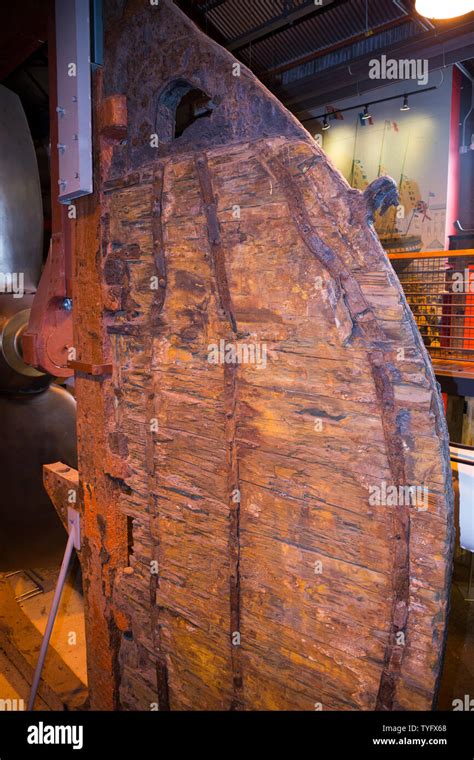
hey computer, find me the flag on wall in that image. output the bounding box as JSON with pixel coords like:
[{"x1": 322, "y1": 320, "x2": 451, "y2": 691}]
[
  {"x1": 326, "y1": 105, "x2": 344, "y2": 120},
  {"x1": 384, "y1": 120, "x2": 399, "y2": 132}
]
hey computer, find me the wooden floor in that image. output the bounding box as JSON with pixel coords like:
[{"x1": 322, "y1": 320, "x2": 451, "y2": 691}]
[
  {"x1": 0, "y1": 558, "x2": 88, "y2": 711},
  {"x1": 432, "y1": 359, "x2": 474, "y2": 381},
  {"x1": 0, "y1": 649, "x2": 48, "y2": 710}
]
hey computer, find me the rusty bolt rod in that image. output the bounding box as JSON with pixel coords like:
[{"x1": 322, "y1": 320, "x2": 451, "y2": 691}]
[{"x1": 27, "y1": 529, "x2": 76, "y2": 711}]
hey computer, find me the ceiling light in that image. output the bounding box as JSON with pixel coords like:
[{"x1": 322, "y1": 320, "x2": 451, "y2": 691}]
[
  {"x1": 362, "y1": 105, "x2": 371, "y2": 120},
  {"x1": 415, "y1": 0, "x2": 474, "y2": 19},
  {"x1": 400, "y1": 95, "x2": 410, "y2": 111},
  {"x1": 322, "y1": 116, "x2": 330, "y2": 131}
]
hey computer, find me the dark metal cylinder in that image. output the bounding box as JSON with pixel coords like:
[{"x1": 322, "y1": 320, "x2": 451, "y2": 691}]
[
  {"x1": 0, "y1": 384, "x2": 77, "y2": 571},
  {"x1": 0, "y1": 296, "x2": 51, "y2": 394},
  {"x1": 0, "y1": 84, "x2": 77, "y2": 573}
]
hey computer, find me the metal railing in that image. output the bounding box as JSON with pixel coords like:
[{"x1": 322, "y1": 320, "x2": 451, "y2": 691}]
[{"x1": 390, "y1": 250, "x2": 474, "y2": 364}]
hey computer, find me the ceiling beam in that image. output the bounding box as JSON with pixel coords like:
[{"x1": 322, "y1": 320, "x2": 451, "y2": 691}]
[
  {"x1": 263, "y1": 15, "x2": 412, "y2": 78},
  {"x1": 227, "y1": 0, "x2": 351, "y2": 53},
  {"x1": 274, "y1": 22, "x2": 474, "y2": 116}
]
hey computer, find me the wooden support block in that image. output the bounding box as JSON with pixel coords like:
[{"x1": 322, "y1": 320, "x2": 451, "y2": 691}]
[
  {"x1": 100, "y1": 94, "x2": 127, "y2": 140},
  {"x1": 43, "y1": 462, "x2": 80, "y2": 538}
]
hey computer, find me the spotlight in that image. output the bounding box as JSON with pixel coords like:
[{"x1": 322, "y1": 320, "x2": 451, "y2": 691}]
[
  {"x1": 322, "y1": 116, "x2": 330, "y2": 131},
  {"x1": 400, "y1": 95, "x2": 410, "y2": 111},
  {"x1": 415, "y1": 0, "x2": 474, "y2": 19},
  {"x1": 362, "y1": 105, "x2": 371, "y2": 120}
]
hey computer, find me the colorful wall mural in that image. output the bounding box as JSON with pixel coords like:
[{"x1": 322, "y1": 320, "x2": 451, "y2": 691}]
[{"x1": 316, "y1": 69, "x2": 454, "y2": 253}]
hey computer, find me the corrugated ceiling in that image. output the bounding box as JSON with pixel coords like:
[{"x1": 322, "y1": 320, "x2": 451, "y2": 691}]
[{"x1": 188, "y1": 0, "x2": 422, "y2": 75}]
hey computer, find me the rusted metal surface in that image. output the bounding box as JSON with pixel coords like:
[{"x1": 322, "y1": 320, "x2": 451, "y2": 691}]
[
  {"x1": 22, "y1": 11, "x2": 73, "y2": 379},
  {"x1": 73, "y1": 0, "x2": 454, "y2": 710},
  {"x1": 21, "y1": 239, "x2": 73, "y2": 377}
]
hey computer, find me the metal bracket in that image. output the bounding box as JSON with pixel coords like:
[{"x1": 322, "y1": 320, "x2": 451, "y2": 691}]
[
  {"x1": 67, "y1": 360, "x2": 113, "y2": 376},
  {"x1": 55, "y1": 0, "x2": 93, "y2": 203}
]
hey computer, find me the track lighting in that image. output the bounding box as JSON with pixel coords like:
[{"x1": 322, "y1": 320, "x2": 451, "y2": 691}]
[{"x1": 302, "y1": 86, "x2": 436, "y2": 128}]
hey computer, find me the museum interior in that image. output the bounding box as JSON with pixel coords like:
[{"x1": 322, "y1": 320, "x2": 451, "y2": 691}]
[{"x1": 0, "y1": 0, "x2": 473, "y2": 714}]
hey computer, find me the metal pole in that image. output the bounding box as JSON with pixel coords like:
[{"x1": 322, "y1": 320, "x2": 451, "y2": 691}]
[{"x1": 28, "y1": 529, "x2": 76, "y2": 710}]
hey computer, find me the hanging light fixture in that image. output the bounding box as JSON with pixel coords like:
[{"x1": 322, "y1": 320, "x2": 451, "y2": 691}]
[
  {"x1": 322, "y1": 116, "x2": 330, "y2": 131},
  {"x1": 415, "y1": 0, "x2": 474, "y2": 19},
  {"x1": 362, "y1": 105, "x2": 371, "y2": 120},
  {"x1": 400, "y1": 95, "x2": 410, "y2": 111}
]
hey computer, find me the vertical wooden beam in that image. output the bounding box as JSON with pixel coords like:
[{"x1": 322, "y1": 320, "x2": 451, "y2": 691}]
[{"x1": 73, "y1": 68, "x2": 128, "y2": 710}]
